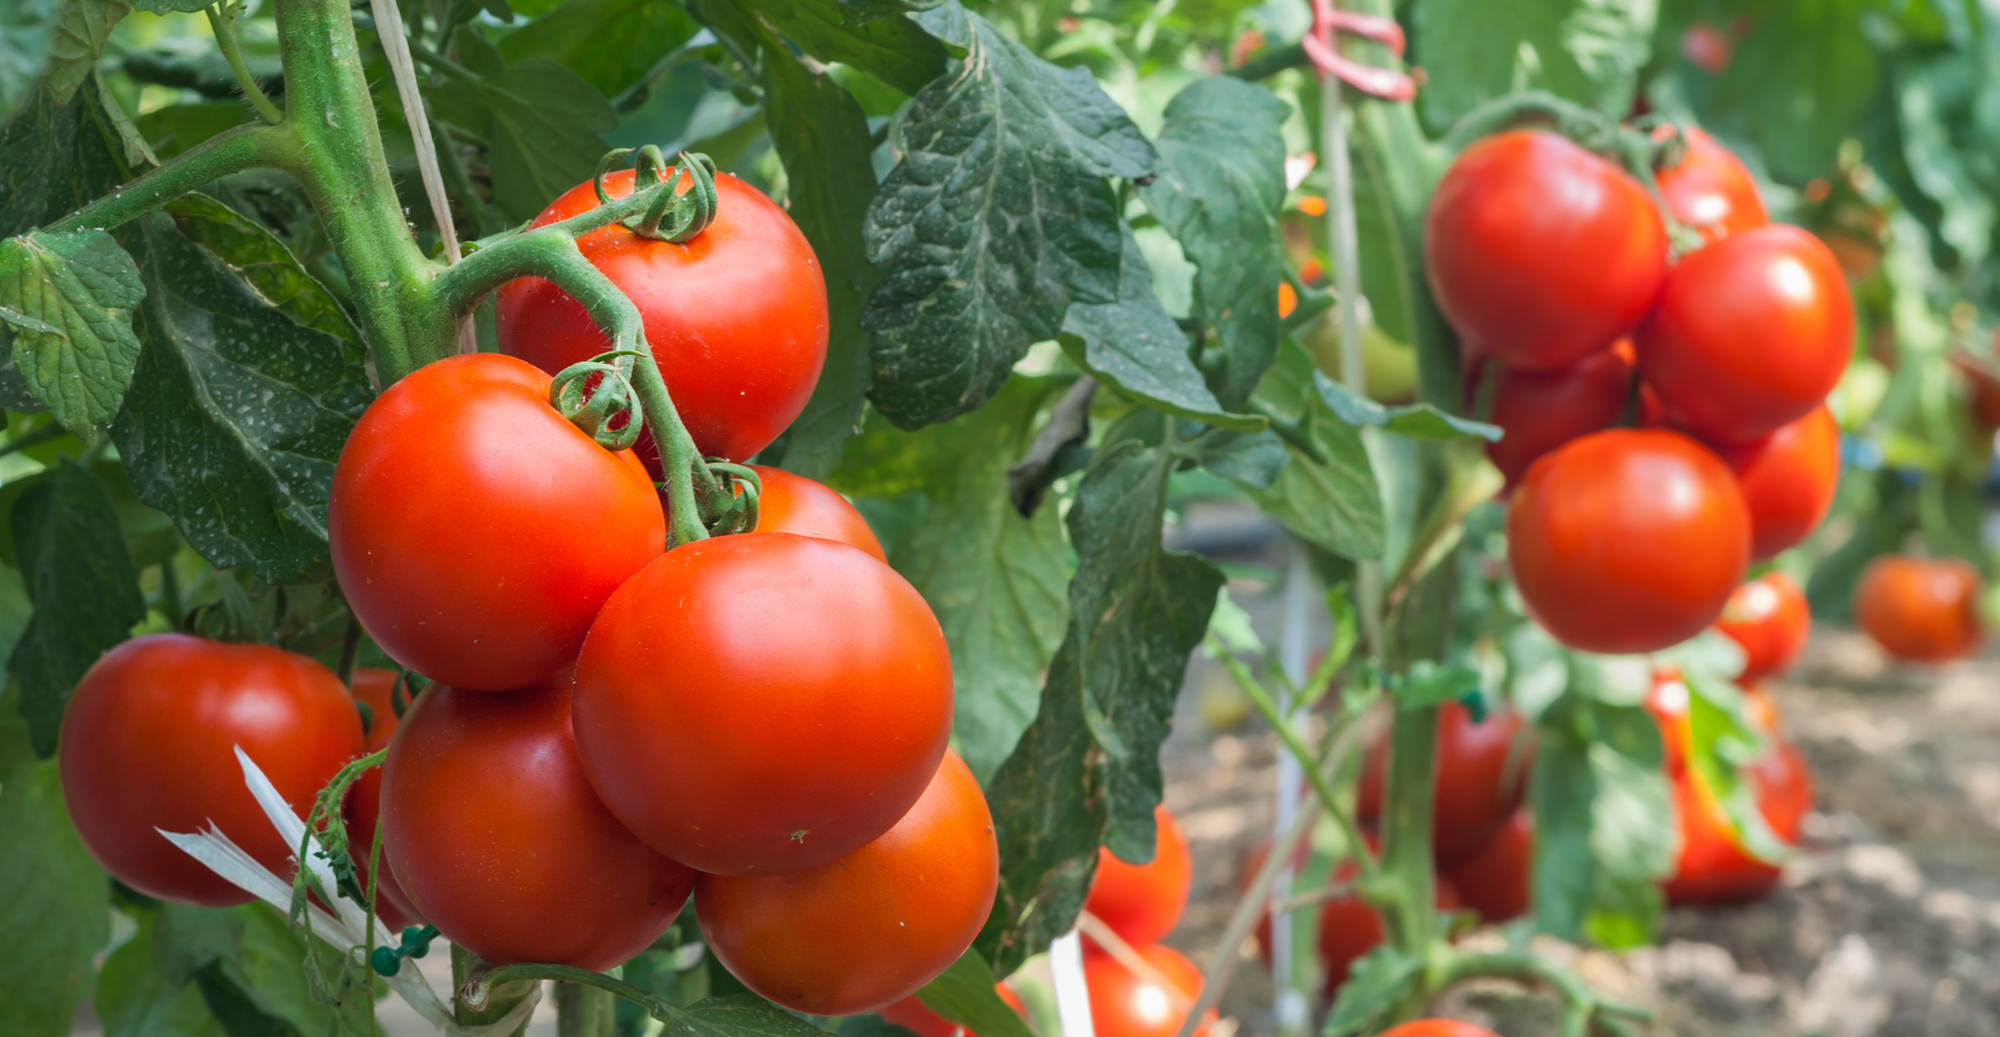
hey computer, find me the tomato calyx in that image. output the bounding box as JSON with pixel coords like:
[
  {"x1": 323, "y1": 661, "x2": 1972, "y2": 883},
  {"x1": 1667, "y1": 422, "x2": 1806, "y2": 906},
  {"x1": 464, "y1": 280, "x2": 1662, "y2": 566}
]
[{"x1": 592, "y1": 146, "x2": 720, "y2": 243}]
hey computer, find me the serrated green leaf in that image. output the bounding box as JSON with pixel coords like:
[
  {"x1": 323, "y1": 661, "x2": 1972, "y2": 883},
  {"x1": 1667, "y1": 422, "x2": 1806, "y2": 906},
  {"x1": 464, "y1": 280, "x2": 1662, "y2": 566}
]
[
  {"x1": 1322, "y1": 945, "x2": 1423, "y2": 1037},
  {"x1": 128, "y1": 0, "x2": 209, "y2": 12},
  {"x1": 9, "y1": 458, "x2": 145, "y2": 757},
  {"x1": 1241, "y1": 340, "x2": 1384, "y2": 560},
  {"x1": 0, "y1": 0, "x2": 61, "y2": 126},
  {"x1": 1192, "y1": 427, "x2": 1287, "y2": 490},
  {"x1": 43, "y1": 0, "x2": 129, "y2": 104},
  {"x1": 111, "y1": 201, "x2": 373, "y2": 585},
  {"x1": 426, "y1": 52, "x2": 617, "y2": 222},
  {"x1": 498, "y1": 0, "x2": 699, "y2": 97},
  {"x1": 861, "y1": 2, "x2": 1153, "y2": 430},
  {"x1": 96, "y1": 913, "x2": 226, "y2": 1037},
  {"x1": 0, "y1": 687, "x2": 111, "y2": 1037},
  {"x1": 1060, "y1": 227, "x2": 1263, "y2": 434},
  {"x1": 1, "y1": 76, "x2": 135, "y2": 238},
  {"x1": 744, "y1": 0, "x2": 948, "y2": 96},
  {"x1": 977, "y1": 410, "x2": 1224, "y2": 974},
  {"x1": 0, "y1": 229, "x2": 145, "y2": 443},
  {"x1": 1414, "y1": 0, "x2": 1658, "y2": 133},
  {"x1": 914, "y1": 948, "x2": 1033, "y2": 1037},
  {"x1": 1139, "y1": 77, "x2": 1289, "y2": 409},
  {"x1": 1313, "y1": 371, "x2": 1500, "y2": 441},
  {"x1": 662, "y1": 994, "x2": 832, "y2": 1037}
]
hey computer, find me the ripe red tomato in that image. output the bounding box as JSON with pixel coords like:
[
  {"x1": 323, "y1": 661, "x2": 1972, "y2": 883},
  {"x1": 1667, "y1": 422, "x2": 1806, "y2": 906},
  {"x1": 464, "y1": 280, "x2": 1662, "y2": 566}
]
[
  {"x1": 1356, "y1": 700, "x2": 1531, "y2": 866},
  {"x1": 1753, "y1": 739, "x2": 1814, "y2": 845},
  {"x1": 1377, "y1": 1022, "x2": 1501, "y2": 1037},
  {"x1": 1424, "y1": 130, "x2": 1667, "y2": 372},
  {"x1": 1656, "y1": 127, "x2": 1767, "y2": 242},
  {"x1": 574, "y1": 532, "x2": 952, "y2": 875},
  {"x1": 343, "y1": 668, "x2": 423, "y2": 932},
  {"x1": 1081, "y1": 944, "x2": 1214, "y2": 1037},
  {"x1": 1855, "y1": 555, "x2": 1984, "y2": 662},
  {"x1": 329, "y1": 353, "x2": 663, "y2": 692},
  {"x1": 1442, "y1": 809, "x2": 1532, "y2": 924},
  {"x1": 1719, "y1": 406, "x2": 1841, "y2": 561},
  {"x1": 1480, "y1": 342, "x2": 1635, "y2": 490},
  {"x1": 1635, "y1": 225, "x2": 1854, "y2": 444},
  {"x1": 877, "y1": 986, "x2": 1025, "y2": 1037},
  {"x1": 380, "y1": 676, "x2": 694, "y2": 970},
  {"x1": 747, "y1": 465, "x2": 885, "y2": 560},
  {"x1": 1714, "y1": 572, "x2": 1810, "y2": 683},
  {"x1": 1242, "y1": 842, "x2": 1460, "y2": 996},
  {"x1": 1085, "y1": 804, "x2": 1193, "y2": 947},
  {"x1": 58, "y1": 634, "x2": 364, "y2": 906},
  {"x1": 696, "y1": 750, "x2": 997, "y2": 1015},
  {"x1": 1508, "y1": 429, "x2": 1751, "y2": 653},
  {"x1": 496, "y1": 169, "x2": 829, "y2": 464}
]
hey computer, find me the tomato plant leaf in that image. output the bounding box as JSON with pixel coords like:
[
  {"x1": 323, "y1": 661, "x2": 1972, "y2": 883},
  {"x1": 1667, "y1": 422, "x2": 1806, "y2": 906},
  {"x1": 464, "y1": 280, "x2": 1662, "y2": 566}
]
[
  {"x1": 43, "y1": 0, "x2": 129, "y2": 106},
  {"x1": 0, "y1": 0, "x2": 61, "y2": 125},
  {"x1": 425, "y1": 50, "x2": 618, "y2": 223},
  {"x1": 0, "y1": 229, "x2": 146, "y2": 445},
  {"x1": 1313, "y1": 373, "x2": 1500, "y2": 441},
  {"x1": 742, "y1": 0, "x2": 948, "y2": 96},
  {"x1": 1239, "y1": 340, "x2": 1384, "y2": 560},
  {"x1": 1412, "y1": 0, "x2": 1657, "y2": 134},
  {"x1": 840, "y1": 0, "x2": 943, "y2": 25},
  {"x1": 977, "y1": 410, "x2": 1224, "y2": 974},
  {"x1": 127, "y1": 0, "x2": 210, "y2": 12},
  {"x1": 1529, "y1": 713, "x2": 1596, "y2": 941},
  {"x1": 111, "y1": 199, "x2": 373, "y2": 586},
  {"x1": 0, "y1": 76, "x2": 134, "y2": 238},
  {"x1": 1683, "y1": 671, "x2": 1793, "y2": 865},
  {"x1": 1189, "y1": 427, "x2": 1288, "y2": 490},
  {"x1": 662, "y1": 993, "x2": 835, "y2": 1037},
  {"x1": 95, "y1": 913, "x2": 226, "y2": 1037},
  {"x1": 753, "y1": 11, "x2": 883, "y2": 480},
  {"x1": 0, "y1": 688, "x2": 110, "y2": 1037},
  {"x1": 1138, "y1": 76, "x2": 1290, "y2": 409},
  {"x1": 1323, "y1": 945, "x2": 1423, "y2": 1037},
  {"x1": 913, "y1": 948, "x2": 1033, "y2": 1037},
  {"x1": 860, "y1": 2, "x2": 1153, "y2": 430},
  {"x1": 1059, "y1": 228, "x2": 1265, "y2": 434},
  {"x1": 497, "y1": 0, "x2": 700, "y2": 98},
  {"x1": 1394, "y1": 659, "x2": 1482, "y2": 708},
  {"x1": 8, "y1": 458, "x2": 145, "y2": 757}
]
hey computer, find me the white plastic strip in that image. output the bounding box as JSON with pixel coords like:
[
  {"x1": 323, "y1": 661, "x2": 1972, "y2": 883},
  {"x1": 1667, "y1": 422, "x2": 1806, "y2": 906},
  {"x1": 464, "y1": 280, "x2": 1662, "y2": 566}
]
[{"x1": 1050, "y1": 929, "x2": 1094, "y2": 1037}]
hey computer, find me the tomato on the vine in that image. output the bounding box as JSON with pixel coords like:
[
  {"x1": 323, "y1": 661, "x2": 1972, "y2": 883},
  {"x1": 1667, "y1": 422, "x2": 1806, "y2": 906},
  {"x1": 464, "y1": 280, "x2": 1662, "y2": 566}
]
[
  {"x1": 1085, "y1": 803, "x2": 1192, "y2": 947},
  {"x1": 1376, "y1": 1022, "x2": 1502, "y2": 1037},
  {"x1": 496, "y1": 170, "x2": 829, "y2": 465},
  {"x1": 380, "y1": 676, "x2": 694, "y2": 970},
  {"x1": 745, "y1": 465, "x2": 885, "y2": 560},
  {"x1": 1357, "y1": 700, "x2": 1531, "y2": 866},
  {"x1": 1656, "y1": 126, "x2": 1767, "y2": 242},
  {"x1": 1635, "y1": 225, "x2": 1854, "y2": 444},
  {"x1": 329, "y1": 353, "x2": 664, "y2": 692},
  {"x1": 59, "y1": 634, "x2": 364, "y2": 907},
  {"x1": 1509, "y1": 429, "x2": 1751, "y2": 653},
  {"x1": 1081, "y1": 944, "x2": 1214, "y2": 1037},
  {"x1": 1718, "y1": 405, "x2": 1841, "y2": 561},
  {"x1": 1478, "y1": 342, "x2": 1635, "y2": 490},
  {"x1": 1714, "y1": 572, "x2": 1810, "y2": 683},
  {"x1": 575, "y1": 532, "x2": 952, "y2": 875},
  {"x1": 343, "y1": 668, "x2": 423, "y2": 932},
  {"x1": 1854, "y1": 555, "x2": 1984, "y2": 662},
  {"x1": 1442, "y1": 809, "x2": 1532, "y2": 924},
  {"x1": 1424, "y1": 130, "x2": 1668, "y2": 371},
  {"x1": 695, "y1": 750, "x2": 997, "y2": 1016}
]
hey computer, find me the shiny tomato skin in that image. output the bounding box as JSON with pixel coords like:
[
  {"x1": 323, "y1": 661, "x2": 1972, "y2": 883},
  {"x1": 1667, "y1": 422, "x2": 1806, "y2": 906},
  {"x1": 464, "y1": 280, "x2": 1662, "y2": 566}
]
[
  {"x1": 58, "y1": 634, "x2": 364, "y2": 906},
  {"x1": 1719, "y1": 406, "x2": 1841, "y2": 561},
  {"x1": 1657, "y1": 127, "x2": 1768, "y2": 242},
  {"x1": 1442, "y1": 809, "x2": 1532, "y2": 924},
  {"x1": 1085, "y1": 804, "x2": 1193, "y2": 947},
  {"x1": 496, "y1": 170, "x2": 828, "y2": 463},
  {"x1": 749, "y1": 465, "x2": 884, "y2": 560},
  {"x1": 1356, "y1": 701, "x2": 1532, "y2": 866},
  {"x1": 575, "y1": 532, "x2": 952, "y2": 875},
  {"x1": 1509, "y1": 429, "x2": 1752, "y2": 653},
  {"x1": 329, "y1": 353, "x2": 664, "y2": 692},
  {"x1": 1082, "y1": 944, "x2": 1214, "y2": 1037},
  {"x1": 1635, "y1": 224, "x2": 1854, "y2": 444},
  {"x1": 1714, "y1": 572, "x2": 1811, "y2": 683},
  {"x1": 1855, "y1": 555, "x2": 1984, "y2": 662},
  {"x1": 381, "y1": 676, "x2": 693, "y2": 970},
  {"x1": 1483, "y1": 343, "x2": 1635, "y2": 490},
  {"x1": 344, "y1": 668, "x2": 423, "y2": 932},
  {"x1": 1376, "y1": 1022, "x2": 1502, "y2": 1037},
  {"x1": 1424, "y1": 130, "x2": 1668, "y2": 372},
  {"x1": 696, "y1": 750, "x2": 997, "y2": 1016}
]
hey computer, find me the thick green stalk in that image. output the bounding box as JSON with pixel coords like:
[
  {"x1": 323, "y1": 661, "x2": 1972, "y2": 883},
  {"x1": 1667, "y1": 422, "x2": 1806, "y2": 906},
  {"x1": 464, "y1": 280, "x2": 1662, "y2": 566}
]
[
  {"x1": 272, "y1": 0, "x2": 444, "y2": 384},
  {"x1": 453, "y1": 945, "x2": 536, "y2": 1034},
  {"x1": 48, "y1": 122, "x2": 292, "y2": 233},
  {"x1": 555, "y1": 982, "x2": 616, "y2": 1037},
  {"x1": 1377, "y1": 704, "x2": 1437, "y2": 954}
]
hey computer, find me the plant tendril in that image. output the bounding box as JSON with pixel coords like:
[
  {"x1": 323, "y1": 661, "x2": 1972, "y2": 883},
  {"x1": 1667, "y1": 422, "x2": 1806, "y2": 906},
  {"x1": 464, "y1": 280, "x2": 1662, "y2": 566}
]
[
  {"x1": 702, "y1": 462, "x2": 763, "y2": 536},
  {"x1": 551, "y1": 349, "x2": 649, "y2": 451}
]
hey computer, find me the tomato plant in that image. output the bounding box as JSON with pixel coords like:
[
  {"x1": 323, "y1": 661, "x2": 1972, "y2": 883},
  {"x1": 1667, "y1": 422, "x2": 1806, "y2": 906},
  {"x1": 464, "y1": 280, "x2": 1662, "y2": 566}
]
[
  {"x1": 59, "y1": 634, "x2": 364, "y2": 907},
  {"x1": 695, "y1": 750, "x2": 996, "y2": 1015},
  {"x1": 380, "y1": 675, "x2": 696, "y2": 971},
  {"x1": 1357, "y1": 700, "x2": 1532, "y2": 866},
  {"x1": 1854, "y1": 555, "x2": 1984, "y2": 662},
  {"x1": 1084, "y1": 804, "x2": 1193, "y2": 947}
]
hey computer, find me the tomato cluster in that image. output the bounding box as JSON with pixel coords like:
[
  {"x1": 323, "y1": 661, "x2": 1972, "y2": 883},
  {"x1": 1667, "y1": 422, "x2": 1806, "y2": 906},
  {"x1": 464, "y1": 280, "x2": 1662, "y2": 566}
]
[
  {"x1": 1429, "y1": 127, "x2": 1851, "y2": 654},
  {"x1": 60, "y1": 176, "x2": 991, "y2": 1013}
]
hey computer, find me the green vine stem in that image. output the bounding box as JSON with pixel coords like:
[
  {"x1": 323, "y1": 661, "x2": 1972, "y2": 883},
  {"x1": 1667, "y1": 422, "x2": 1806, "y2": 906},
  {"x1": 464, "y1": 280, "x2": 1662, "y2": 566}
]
[
  {"x1": 46, "y1": 122, "x2": 291, "y2": 233},
  {"x1": 455, "y1": 946, "x2": 538, "y2": 1032},
  {"x1": 1376, "y1": 703, "x2": 1438, "y2": 957},
  {"x1": 464, "y1": 962, "x2": 672, "y2": 1023},
  {"x1": 205, "y1": 2, "x2": 284, "y2": 125},
  {"x1": 1434, "y1": 951, "x2": 1653, "y2": 1037}
]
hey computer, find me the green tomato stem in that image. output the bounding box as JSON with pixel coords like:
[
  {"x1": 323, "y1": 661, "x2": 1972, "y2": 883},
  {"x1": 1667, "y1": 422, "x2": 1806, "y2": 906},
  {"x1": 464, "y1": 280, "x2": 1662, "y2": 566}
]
[
  {"x1": 47, "y1": 122, "x2": 290, "y2": 233},
  {"x1": 206, "y1": 3, "x2": 285, "y2": 125},
  {"x1": 1376, "y1": 703, "x2": 1438, "y2": 953}
]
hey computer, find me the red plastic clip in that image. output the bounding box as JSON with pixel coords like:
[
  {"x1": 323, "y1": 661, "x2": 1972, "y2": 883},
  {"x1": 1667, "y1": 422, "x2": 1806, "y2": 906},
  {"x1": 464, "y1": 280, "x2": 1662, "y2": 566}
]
[{"x1": 1302, "y1": 0, "x2": 1417, "y2": 101}]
